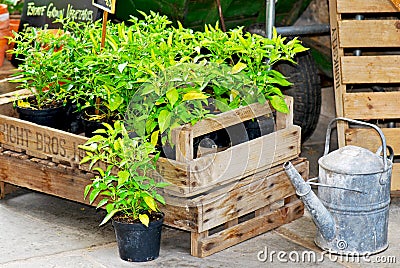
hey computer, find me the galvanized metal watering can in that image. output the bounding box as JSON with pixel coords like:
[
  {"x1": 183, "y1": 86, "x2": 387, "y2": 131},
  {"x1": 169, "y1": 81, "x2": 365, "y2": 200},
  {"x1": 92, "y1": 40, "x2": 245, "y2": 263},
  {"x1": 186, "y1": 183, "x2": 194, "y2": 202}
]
[{"x1": 284, "y1": 117, "x2": 393, "y2": 255}]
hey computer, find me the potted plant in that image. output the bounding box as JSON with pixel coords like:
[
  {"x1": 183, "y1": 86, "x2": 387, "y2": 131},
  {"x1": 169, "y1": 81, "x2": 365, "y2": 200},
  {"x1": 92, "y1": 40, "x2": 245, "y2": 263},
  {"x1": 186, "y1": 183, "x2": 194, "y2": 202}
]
[
  {"x1": 79, "y1": 120, "x2": 168, "y2": 262},
  {"x1": 8, "y1": 26, "x2": 75, "y2": 130}
]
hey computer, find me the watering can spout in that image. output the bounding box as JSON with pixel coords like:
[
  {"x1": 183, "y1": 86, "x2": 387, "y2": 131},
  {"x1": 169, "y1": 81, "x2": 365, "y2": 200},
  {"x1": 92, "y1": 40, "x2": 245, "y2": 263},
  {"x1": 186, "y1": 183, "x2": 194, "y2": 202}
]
[{"x1": 284, "y1": 161, "x2": 336, "y2": 242}]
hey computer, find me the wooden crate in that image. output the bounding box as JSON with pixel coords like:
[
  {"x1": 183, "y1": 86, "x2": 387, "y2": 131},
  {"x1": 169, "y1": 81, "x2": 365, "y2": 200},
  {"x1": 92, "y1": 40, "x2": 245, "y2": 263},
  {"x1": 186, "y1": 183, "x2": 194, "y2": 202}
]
[
  {"x1": 0, "y1": 146, "x2": 307, "y2": 257},
  {"x1": 161, "y1": 158, "x2": 307, "y2": 257},
  {"x1": 0, "y1": 91, "x2": 301, "y2": 197},
  {"x1": 329, "y1": 0, "x2": 400, "y2": 193}
]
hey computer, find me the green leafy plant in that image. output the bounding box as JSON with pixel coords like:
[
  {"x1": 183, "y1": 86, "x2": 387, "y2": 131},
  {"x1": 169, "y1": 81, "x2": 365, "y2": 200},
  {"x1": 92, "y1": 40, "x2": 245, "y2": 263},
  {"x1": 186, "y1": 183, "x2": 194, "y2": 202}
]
[
  {"x1": 79, "y1": 120, "x2": 168, "y2": 226},
  {"x1": 59, "y1": 11, "x2": 304, "y2": 121},
  {"x1": 126, "y1": 61, "x2": 265, "y2": 147},
  {"x1": 8, "y1": 27, "x2": 74, "y2": 109}
]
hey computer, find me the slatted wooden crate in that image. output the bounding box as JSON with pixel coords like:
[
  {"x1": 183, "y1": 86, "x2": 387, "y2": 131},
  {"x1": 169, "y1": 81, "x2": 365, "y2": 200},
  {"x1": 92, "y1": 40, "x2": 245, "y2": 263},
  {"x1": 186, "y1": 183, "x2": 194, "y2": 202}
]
[
  {"x1": 161, "y1": 158, "x2": 307, "y2": 257},
  {"x1": 0, "y1": 91, "x2": 301, "y2": 197},
  {"x1": 0, "y1": 147, "x2": 307, "y2": 257},
  {"x1": 329, "y1": 0, "x2": 400, "y2": 193}
]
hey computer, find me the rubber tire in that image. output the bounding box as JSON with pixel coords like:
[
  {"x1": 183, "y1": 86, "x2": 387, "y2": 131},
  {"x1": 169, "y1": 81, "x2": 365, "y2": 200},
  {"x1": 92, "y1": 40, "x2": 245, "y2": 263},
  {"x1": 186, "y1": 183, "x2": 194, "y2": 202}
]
[
  {"x1": 245, "y1": 24, "x2": 321, "y2": 142},
  {"x1": 275, "y1": 50, "x2": 321, "y2": 142}
]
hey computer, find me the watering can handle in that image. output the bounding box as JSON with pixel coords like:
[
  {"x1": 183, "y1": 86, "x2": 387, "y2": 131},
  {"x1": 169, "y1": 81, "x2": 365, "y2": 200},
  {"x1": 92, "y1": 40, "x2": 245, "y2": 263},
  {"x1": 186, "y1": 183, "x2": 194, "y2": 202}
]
[{"x1": 324, "y1": 117, "x2": 389, "y2": 171}]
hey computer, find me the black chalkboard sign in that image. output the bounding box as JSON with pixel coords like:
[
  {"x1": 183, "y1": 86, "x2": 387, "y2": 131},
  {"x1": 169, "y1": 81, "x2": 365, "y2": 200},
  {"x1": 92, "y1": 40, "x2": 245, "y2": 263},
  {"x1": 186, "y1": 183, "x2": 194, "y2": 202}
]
[
  {"x1": 92, "y1": 0, "x2": 116, "y2": 14},
  {"x1": 19, "y1": 0, "x2": 102, "y2": 30}
]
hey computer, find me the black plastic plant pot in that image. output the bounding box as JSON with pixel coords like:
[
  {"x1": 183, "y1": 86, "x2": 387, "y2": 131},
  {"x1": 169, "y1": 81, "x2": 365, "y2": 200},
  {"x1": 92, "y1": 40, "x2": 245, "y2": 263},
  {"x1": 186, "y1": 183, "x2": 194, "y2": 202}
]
[
  {"x1": 16, "y1": 105, "x2": 66, "y2": 130},
  {"x1": 112, "y1": 214, "x2": 164, "y2": 262},
  {"x1": 81, "y1": 117, "x2": 104, "y2": 137}
]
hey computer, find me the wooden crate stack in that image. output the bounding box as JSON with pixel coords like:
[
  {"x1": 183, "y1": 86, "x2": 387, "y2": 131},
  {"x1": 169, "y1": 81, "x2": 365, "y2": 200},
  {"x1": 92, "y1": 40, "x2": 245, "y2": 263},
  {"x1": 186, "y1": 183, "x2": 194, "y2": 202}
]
[
  {"x1": 0, "y1": 91, "x2": 306, "y2": 256},
  {"x1": 329, "y1": 0, "x2": 400, "y2": 193}
]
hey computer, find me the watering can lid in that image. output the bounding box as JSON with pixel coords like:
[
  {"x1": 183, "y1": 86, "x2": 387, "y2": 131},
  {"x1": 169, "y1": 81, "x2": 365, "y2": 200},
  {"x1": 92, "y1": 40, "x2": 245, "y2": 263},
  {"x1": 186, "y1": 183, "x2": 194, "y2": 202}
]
[{"x1": 318, "y1": 145, "x2": 386, "y2": 174}]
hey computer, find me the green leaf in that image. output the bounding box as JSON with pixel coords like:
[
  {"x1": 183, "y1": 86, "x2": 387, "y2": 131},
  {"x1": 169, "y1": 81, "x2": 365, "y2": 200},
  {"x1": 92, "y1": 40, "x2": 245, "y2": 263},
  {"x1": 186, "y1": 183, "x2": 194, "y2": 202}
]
[
  {"x1": 87, "y1": 135, "x2": 105, "y2": 144},
  {"x1": 182, "y1": 92, "x2": 208, "y2": 101},
  {"x1": 92, "y1": 167, "x2": 105, "y2": 177},
  {"x1": 158, "y1": 109, "x2": 171, "y2": 133},
  {"x1": 269, "y1": 95, "x2": 289, "y2": 114},
  {"x1": 89, "y1": 188, "x2": 101, "y2": 204},
  {"x1": 151, "y1": 130, "x2": 160, "y2": 146},
  {"x1": 231, "y1": 62, "x2": 247, "y2": 74},
  {"x1": 96, "y1": 198, "x2": 108, "y2": 208},
  {"x1": 80, "y1": 155, "x2": 92, "y2": 165},
  {"x1": 108, "y1": 94, "x2": 123, "y2": 112},
  {"x1": 78, "y1": 144, "x2": 97, "y2": 153},
  {"x1": 155, "y1": 182, "x2": 170, "y2": 188},
  {"x1": 268, "y1": 70, "x2": 292, "y2": 86},
  {"x1": 143, "y1": 195, "x2": 157, "y2": 211},
  {"x1": 166, "y1": 88, "x2": 179, "y2": 107},
  {"x1": 83, "y1": 184, "x2": 92, "y2": 199},
  {"x1": 139, "y1": 214, "x2": 150, "y2": 227},
  {"x1": 155, "y1": 193, "x2": 166, "y2": 205},
  {"x1": 100, "y1": 209, "x2": 119, "y2": 226},
  {"x1": 118, "y1": 170, "x2": 130, "y2": 186},
  {"x1": 102, "y1": 122, "x2": 113, "y2": 132}
]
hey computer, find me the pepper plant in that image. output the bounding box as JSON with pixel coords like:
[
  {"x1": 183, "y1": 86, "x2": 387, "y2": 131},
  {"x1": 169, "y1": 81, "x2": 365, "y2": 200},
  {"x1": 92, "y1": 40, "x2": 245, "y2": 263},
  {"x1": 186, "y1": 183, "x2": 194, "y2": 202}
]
[
  {"x1": 8, "y1": 27, "x2": 74, "y2": 109},
  {"x1": 79, "y1": 120, "x2": 168, "y2": 226},
  {"x1": 125, "y1": 61, "x2": 265, "y2": 147}
]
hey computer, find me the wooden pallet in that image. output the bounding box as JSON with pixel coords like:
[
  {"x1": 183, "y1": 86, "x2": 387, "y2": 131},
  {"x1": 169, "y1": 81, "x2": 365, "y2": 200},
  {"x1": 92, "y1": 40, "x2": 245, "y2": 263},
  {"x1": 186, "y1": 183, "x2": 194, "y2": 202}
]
[
  {"x1": 329, "y1": 0, "x2": 400, "y2": 193},
  {"x1": 0, "y1": 92, "x2": 301, "y2": 197},
  {"x1": 0, "y1": 146, "x2": 307, "y2": 257}
]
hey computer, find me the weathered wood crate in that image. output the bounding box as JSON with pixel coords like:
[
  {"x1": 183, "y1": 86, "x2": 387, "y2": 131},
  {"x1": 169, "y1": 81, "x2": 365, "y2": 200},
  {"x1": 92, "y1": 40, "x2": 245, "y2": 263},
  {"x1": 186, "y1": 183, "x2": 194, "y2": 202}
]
[
  {"x1": 0, "y1": 146, "x2": 307, "y2": 257},
  {"x1": 329, "y1": 0, "x2": 400, "y2": 193},
  {"x1": 0, "y1": 91, "x2": 301, "y2": 197},
  {"x1": 161, "y1": 158, "x2": 307, "y2": 257}
]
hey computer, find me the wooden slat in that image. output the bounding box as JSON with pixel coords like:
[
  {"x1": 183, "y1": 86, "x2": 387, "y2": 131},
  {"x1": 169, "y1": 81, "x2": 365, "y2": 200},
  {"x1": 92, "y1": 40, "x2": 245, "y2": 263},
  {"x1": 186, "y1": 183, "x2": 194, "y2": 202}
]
[
  {"x1": 187, "y1": 125, "x2": 301, "y2": 196},
  {"x1": 0, "y1": 114, "x2": 88, "y2": 164},
  {"x1": 190, "y1": 158, "x2": 307, "y2": 203},
  {"x1": 0, "y1": 89, "x2": 30, "y2": 105},
  {"x1": 172, "y1": 102, "x2": 273, "y2": 139},
  {"x1": 198, "y1": 160, "x2": 307, "y2": 232},
  {"x1": 339, "y1": 20, "x2": 400, "y2": 48},
  {"x1": 346, "y1": 127, "x2": 400, "y2": 155},
  {"x1": 391, "y1": 164, "x2": 400, "y2": 191},
  {"x1": 191, "y1": 231, "x2": 208, "y2": 257},
  {"x1": 173, "y1": 127, "x2": 194, "y2": 163},
  {"x1": 0, "y1": 152, "x2": 93, "y2": 205},
  {"x1": 276, "y1": 96, "x2": 293, "y2": 130},
  {"x1": 152, "y1": 157, "x2": 190, "y2": 195},
  {"x1": 342, "y1": 56, "x2": 400, "y2": 84},
  {"x1": 343, "y1": 92, "x2": 400, "y2": 119},
  {"x1": 337, "y1": 0, "x2": 399, "y2": 13},
  {"x1": 329, "y1": 0, "x2": 347, "y2": 147},
  {"x1": 197, "y1": 199, "x2": 304, "y2": 257}
]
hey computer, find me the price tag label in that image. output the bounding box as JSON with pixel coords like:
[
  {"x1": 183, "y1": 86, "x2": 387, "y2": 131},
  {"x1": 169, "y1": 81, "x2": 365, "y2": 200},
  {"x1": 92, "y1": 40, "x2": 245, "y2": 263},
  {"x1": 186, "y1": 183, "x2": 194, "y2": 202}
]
[{"x1": 92, "y1": 0, "x2": 116, "y2": 14}]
